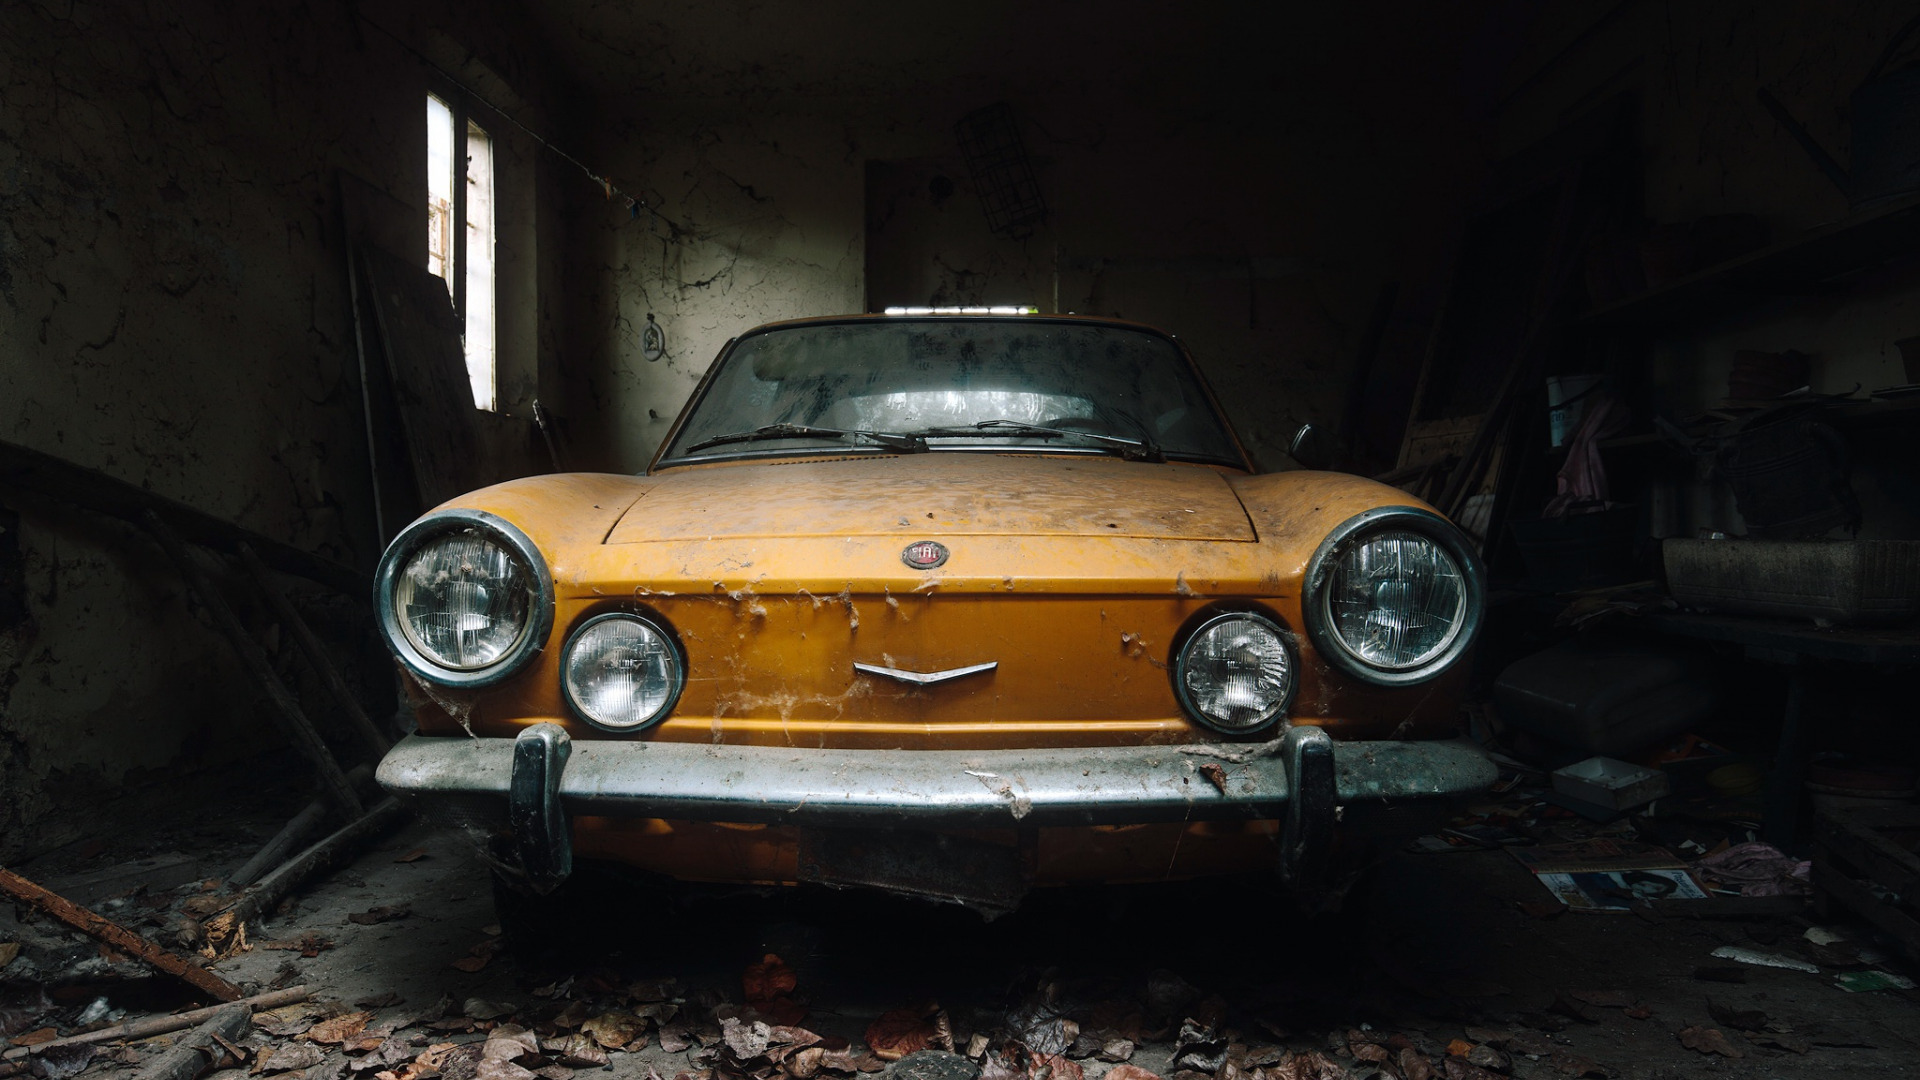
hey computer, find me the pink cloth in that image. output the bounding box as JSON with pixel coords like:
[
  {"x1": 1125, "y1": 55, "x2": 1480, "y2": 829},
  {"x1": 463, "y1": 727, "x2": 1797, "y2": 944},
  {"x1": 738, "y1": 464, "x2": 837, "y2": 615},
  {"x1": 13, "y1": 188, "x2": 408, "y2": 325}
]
[
  {"x1": 1545, "y1": 391, "x2": 1631, "y2": 518},
  {"x1": 1693, "y1": 842, "x2": 1813, "y2": 897}
]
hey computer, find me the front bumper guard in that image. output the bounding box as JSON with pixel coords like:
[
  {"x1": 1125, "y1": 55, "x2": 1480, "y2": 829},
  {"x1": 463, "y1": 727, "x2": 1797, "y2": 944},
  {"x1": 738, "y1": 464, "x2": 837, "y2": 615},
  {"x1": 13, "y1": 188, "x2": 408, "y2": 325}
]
[{"x1": 378, "y1": 726, "x2": 1495, "y2": 893}]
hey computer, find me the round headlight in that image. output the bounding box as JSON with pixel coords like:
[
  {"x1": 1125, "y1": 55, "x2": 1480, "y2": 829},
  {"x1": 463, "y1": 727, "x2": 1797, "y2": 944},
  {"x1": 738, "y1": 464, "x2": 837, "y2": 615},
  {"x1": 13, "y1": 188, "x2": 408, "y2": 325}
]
[
  {"x1": 563, "y1": 614, "x2": 685, "y2": 731},
  {"x1": 395, "y1": 530, "x2": 533, "y2": 670},
  {"x1": 375, "y1": 511, "x2": 554, "y2": 688},
  {"x1": 1174, "y1": 611, "x2": 1295, "y2": 734},
  {"x1": 1325, "y1": 531, "x2": 1466, "y2": 669},
  {"x1": 1305, "y1": 508, "x2": 1484, "y2": 686}
]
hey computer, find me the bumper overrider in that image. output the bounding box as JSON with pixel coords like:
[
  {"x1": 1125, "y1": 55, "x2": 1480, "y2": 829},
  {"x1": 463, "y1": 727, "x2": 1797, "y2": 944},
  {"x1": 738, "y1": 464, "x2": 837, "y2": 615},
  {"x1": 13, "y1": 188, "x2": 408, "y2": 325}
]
[{"x1": 376, "y1": 724, "x2": 1495, "y2": 897}]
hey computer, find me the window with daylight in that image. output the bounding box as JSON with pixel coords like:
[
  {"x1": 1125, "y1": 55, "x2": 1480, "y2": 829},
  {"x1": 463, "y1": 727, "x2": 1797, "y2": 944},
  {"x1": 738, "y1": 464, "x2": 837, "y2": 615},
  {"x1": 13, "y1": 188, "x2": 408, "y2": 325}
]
[{"x1": 425, "y1": 94, "x2": 498, "y2": 411}]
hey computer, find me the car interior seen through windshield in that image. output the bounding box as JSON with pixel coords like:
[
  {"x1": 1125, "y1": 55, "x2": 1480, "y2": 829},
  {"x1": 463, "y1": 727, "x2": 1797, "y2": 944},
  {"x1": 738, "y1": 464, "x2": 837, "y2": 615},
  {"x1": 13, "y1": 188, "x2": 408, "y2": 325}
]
[{"x1": 660, "y1": 318, "x2": 1244, "y2": 466}]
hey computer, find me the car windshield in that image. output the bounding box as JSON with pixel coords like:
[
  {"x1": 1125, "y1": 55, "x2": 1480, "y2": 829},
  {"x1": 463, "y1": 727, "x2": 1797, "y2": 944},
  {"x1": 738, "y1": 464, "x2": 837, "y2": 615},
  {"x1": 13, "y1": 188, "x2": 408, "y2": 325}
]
[{"x1": 659, "y1": 318, "x2": 1243, "y2": 466}]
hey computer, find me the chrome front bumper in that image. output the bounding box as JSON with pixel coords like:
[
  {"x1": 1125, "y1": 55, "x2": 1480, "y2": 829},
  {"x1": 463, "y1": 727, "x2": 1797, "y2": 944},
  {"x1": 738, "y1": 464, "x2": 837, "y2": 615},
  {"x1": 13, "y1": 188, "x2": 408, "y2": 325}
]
[{"x1": 377, "y1": 726, "x2": 1495, "y2": 894}]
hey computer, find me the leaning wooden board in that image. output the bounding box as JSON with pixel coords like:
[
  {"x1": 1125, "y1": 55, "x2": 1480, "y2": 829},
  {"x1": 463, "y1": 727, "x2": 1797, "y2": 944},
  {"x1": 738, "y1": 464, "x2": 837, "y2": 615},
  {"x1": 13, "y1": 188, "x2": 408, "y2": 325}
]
[
  {"x1": 1812, "y1": 805, "x2": 1920, "y2": 963},
  {"x1": 359, "y1": 246, "x2": 486, "y2": 510}
]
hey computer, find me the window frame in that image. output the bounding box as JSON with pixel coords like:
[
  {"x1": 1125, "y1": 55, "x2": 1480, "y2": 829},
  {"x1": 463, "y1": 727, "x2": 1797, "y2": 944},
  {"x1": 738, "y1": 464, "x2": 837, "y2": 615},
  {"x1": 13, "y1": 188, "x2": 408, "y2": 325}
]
[{"x1": 425, "y1": 88, "x2": 498, "y2": 412}]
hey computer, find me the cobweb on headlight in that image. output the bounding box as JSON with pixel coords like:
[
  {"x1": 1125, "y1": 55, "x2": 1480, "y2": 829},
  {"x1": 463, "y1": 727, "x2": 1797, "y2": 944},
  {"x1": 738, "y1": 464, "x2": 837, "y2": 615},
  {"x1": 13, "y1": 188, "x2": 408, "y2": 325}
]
[
  {"x1": 396, "y1": 531, "x2": 531, "y2": 669},
  {"x1": 1329, "y1": 531, "x2": 1465, "y2": 668}
]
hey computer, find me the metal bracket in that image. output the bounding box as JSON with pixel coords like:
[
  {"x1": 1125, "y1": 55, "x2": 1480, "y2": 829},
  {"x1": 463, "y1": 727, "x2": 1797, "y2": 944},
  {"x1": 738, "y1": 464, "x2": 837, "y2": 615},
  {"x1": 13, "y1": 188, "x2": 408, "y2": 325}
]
[
  {"x1": 1278, "y1": 725, "x2": 1336, "y2": 891},
  {"x1": 508, "y1": 723, "x2": 573, "y2": 892}
]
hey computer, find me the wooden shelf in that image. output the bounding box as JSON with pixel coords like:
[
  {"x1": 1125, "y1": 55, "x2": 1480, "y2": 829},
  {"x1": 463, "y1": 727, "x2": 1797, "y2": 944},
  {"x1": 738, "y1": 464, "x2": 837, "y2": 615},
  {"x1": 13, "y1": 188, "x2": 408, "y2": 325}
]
[{"x1": 1578, "y1": 192, "x2": 1920, "y2": 330}]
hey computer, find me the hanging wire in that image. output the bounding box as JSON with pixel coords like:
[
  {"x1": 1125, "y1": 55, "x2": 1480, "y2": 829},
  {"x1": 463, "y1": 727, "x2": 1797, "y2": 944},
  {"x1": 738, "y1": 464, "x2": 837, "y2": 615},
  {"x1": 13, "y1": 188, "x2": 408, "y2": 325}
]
[{"x1": 352, "y1": 9, "x2": 694, "y2": 239}]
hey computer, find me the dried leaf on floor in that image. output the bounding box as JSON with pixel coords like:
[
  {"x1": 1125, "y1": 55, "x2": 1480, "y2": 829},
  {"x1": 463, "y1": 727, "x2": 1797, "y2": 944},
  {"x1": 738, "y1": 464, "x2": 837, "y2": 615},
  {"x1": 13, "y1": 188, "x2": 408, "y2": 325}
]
[
  {"x1": 202, "y1": 911, "x2": 249, "y2": 960},
  {"x1": 657, "y1": 1021, "x2": 694, "y2": 1054},
  {"x1": 349, "y1": 905, "x2": 412, "y2": 926},
  {"x1": 1745, "y1": 1032, "x2": 1810, "y2": 1054},
  {"x1": 534, "y1": 1068, "x2": 573, "y2": 1080},
  {"x1": 483, "y1": 1025, "x2": 543, "y2": 1066},
  {"x1": 393, "y1": 848, "x2": 429, "y2": 863},
  {"x1": 628, "y1": 978, "x2": 679, "y2": 1003},
  {"x1": 262, "y1": 1042, "x2": 328, "y2": 1073},
  {"x1": 1263, "y1": 1051, "x2": 1343, "y2": 1080},
  {"x1": 1097, "y1": 1040, "x2": 1134, "y2": 1063},
  {"x1": 866, "y1": 1007, "x2": 940, "y2": 1061},
  {"x1": 357, "y1": 992, "x2": 406, "y2": 1010},
  {"x1": 255, "y1": 1004, "x2": 323, "y2": 1037},
  {"x1": 1677, "y1": 1026, "x2": 1743, "y2": 1058},
  {"x1": 308, "y1": 1012, "x2": 375, "y2": 1045},
  {"x1": 543, "y1": 1035, "x2": 610, "y2": 1069},
  {"x1": 1623, "y1": 1005, "x2": 1653, "y2": 1021},
  {"x1": 742, "y1": 954, "x2": 798, "y2": 1003},
  {"x1": 1398, "y1": 1048, "x2": 1434, "y2": 1080},
  {"x1": 464, "y1": 1000, "x2": 517, "y2": 1022},
  {"x1": 0, "y1": 942, "x2": 19, "y2": 969},
  {"x1": 581, "y1": 1011, "x2": 645, "y2": 1050},
  {"x1": 31, "y1": 1043, "x2": 96, "y2": 1080},
  {"x1": 1102, "y1": 1067, "x2": 1161, "y2": 1080},
  {"x1": 475, "y1": 1059, "x2": 537, "y2": 1080}
]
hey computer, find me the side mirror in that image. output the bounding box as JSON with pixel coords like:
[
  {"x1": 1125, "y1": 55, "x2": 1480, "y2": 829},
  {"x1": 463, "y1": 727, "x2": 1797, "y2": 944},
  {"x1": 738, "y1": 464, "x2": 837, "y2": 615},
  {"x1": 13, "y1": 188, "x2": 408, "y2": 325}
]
[{"x1": 1288, "y1": 423, "x2": 1332, "y2": 471}]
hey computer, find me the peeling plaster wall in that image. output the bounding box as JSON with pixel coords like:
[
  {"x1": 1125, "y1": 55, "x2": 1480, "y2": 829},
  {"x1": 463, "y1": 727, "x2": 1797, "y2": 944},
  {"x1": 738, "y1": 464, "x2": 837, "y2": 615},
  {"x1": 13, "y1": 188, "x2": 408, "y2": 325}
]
[
  {"x1": 0, "y1": 0, "x2": 574, "y2": 854},
  {"x1": 552, "y1": 5, "x2": 1503, "y2": 472},
  {"x1": 1500, "y1": 0, "x2": 1920, "y2": 538}
]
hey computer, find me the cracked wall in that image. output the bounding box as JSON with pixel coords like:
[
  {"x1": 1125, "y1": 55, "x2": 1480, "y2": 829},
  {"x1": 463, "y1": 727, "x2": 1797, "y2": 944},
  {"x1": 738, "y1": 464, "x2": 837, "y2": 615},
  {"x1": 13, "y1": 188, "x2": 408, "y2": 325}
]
[{"x1": 0, "y1": 0, "x2": 575, "y2": 855}]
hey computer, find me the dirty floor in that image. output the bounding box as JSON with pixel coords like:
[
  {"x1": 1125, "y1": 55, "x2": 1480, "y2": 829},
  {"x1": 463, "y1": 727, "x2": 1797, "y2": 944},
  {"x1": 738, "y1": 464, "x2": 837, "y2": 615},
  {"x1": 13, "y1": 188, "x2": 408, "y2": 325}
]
[{"x1": 4, "y1": 787, "x2": 1918, "y2": 1080}]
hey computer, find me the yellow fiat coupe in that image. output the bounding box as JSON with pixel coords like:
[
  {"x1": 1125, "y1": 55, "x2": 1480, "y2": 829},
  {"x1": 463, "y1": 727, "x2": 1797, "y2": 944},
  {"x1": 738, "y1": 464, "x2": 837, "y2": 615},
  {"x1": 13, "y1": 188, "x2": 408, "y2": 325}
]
[{"x1": 374, "y1": 312, "x2": 1492, "y2": 926}]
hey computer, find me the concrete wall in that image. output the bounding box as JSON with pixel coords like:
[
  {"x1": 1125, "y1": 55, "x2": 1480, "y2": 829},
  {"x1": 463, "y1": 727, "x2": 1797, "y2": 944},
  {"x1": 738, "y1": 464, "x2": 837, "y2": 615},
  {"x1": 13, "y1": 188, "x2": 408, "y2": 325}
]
[
  {"x1": 0, "y1": 0, "x2": 571, "y2": 855},
  {"x1": 554, "y1": 5, "x2": 1507, "y2": 473}
]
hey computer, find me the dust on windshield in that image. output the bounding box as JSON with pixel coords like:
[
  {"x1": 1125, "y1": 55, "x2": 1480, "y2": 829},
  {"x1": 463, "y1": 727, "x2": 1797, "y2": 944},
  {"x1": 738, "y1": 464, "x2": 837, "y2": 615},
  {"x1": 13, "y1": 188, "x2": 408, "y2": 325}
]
[{"x1": 659, "y1": 319, "x2": 1243, "y2": 465}]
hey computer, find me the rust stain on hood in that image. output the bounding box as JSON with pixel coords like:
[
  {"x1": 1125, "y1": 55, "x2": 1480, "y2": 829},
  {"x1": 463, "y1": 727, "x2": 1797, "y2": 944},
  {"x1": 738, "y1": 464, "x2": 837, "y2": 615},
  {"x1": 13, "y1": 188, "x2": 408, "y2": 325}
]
[{"x1": 607, "y1": 455, "x2": 1257, "y2": 543}]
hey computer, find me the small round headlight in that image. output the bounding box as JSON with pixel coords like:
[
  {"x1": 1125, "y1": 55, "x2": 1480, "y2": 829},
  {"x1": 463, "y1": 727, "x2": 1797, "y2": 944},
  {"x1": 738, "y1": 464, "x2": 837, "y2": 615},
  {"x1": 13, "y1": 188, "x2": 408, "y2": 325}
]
[
  {"x1": 394, "y1": 530, "x2": 533, "y2": 670},
  {"x1": 563, "y1": 614, "x2": 685, "y2": 731},
  {"x1": 1174, "y1": 611, "x2": 1295, "y2": 734},
  {"x1": 1324, "y1": 530, "x2": 1467, "y2": 670}
]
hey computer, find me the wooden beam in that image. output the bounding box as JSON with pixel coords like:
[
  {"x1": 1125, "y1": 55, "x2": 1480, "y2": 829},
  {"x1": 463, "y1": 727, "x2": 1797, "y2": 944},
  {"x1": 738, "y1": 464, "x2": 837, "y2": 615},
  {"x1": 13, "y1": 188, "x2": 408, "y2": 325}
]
[
  {"x1": 1, "y1": 987, "x2": 310, "y2": 1061},
  {"x1": 142, "y1": 511, "x2": 364, "y2": 818},
  {"x1": 0, "y1": 868, "x2": 242, "y2": 1003},
  {"x1": 237, "y1": 543, "x2": 391, "y2": 761},
  {"x1": 0, "y1": 437, "x2": 365, "y2": 596}
]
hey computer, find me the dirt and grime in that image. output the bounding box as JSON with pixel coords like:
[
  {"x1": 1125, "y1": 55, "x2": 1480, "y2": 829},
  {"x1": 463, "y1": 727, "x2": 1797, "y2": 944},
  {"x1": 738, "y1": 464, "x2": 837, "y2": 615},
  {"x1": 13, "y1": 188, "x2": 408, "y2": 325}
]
[{"x1": 2, "y1": 774, "x2": 1915, "y2": 1080}]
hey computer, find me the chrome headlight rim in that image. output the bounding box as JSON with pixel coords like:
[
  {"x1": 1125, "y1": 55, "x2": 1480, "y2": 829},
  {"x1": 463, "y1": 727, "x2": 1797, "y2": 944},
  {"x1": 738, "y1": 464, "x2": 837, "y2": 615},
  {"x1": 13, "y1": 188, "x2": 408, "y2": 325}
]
[
  {"x1": 560, "y1": 610, "x2": 687, "y2": 733},
  {"x1": 1170, "y1": 607, "x2": 1299, "y2": 736},
  {"x1": 1303, "y1": 506, "x2": 1484, "y2": 688},
  {"x1": 374, "y1": 509, "x2": 555, "y2": 689}
]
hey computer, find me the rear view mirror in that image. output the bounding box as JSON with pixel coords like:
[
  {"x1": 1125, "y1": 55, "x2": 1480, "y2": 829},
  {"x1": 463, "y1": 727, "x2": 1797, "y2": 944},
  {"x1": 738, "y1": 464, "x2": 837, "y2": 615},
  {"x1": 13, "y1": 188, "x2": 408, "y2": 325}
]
[{"x1": 1289, "y1": 423, "x2": 1332, "y2": 471}]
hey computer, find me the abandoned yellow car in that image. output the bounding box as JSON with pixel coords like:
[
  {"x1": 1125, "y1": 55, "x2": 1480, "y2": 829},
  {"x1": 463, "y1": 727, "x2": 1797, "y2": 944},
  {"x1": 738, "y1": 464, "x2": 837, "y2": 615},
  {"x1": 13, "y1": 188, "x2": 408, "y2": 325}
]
[{"x1": 374, "y1": 312, "x2": 1492, "y2": 924}]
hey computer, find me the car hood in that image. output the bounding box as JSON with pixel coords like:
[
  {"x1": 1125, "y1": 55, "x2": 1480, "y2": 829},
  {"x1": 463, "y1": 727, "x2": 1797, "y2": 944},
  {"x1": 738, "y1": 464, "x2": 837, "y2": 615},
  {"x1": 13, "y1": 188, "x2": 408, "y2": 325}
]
[{"x1": 606, "y1": 454, "x2": 1256, "y2": 542}]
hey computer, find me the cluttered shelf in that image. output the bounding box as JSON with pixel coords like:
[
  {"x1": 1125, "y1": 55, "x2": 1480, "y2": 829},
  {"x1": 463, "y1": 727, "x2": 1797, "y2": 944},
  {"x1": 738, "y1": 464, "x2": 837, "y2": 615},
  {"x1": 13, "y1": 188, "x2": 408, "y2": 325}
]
[{"x1": 1577, "y1": 190, "x2": 1920, "y2": 330}]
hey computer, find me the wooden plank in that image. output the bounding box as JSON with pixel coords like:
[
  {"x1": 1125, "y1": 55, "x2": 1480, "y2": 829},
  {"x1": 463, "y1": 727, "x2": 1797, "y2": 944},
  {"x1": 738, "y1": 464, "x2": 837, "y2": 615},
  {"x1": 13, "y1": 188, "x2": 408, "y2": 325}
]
[
  {"x1": 0, "y1": 987, "x2": 309, "y2": 1061},
  {"x1": 222, "y1": 797, "x2": 408, "y2": 931},
  {"x1": 131, "y1": 1004, "x2": 249, "y2": 1080},
  {"x1": 142, "y1": 512, "x2": 364, "y2": 817},
  {"x1": 237, "y1": 543, "x2": 390, "y2": 761},
  {"x1": 0, "y1": 868, "x2": 242, "y2": 1002},
  {"x1": 1813, "y1": 862, "x2": 1920, "y2": 962},
  {"x1": 359, "y1": 247, "x2": 485, "y2": 509}
]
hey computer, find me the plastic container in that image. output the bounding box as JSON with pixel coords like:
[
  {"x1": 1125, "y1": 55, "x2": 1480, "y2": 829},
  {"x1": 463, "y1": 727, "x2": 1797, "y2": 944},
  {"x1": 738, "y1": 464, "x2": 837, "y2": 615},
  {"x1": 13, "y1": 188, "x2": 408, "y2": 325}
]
[
  {"x1": 1494, "y1": 637, "x2": 1718, "y2": 756},
  {"x1": 1664, "y1": 539, "x2": 1920, "y2": 625},
  {"x1": 1552, "y1": 756, "x2": 1672, "y2": 811},
  {"x1": 1547, "y1": 374, "x2": 1605, "y2": 448}
]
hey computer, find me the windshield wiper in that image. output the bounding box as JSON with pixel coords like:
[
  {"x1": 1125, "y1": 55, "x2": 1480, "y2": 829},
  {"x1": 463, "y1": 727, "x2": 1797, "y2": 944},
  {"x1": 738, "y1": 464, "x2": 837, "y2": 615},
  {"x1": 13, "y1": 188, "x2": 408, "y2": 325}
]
[
  {"x1": 684, "y1": 423, "x2": 926, "y2": 454},
  {"x1": 920, "y1": 420, "x2": 1165, "y2": 462}
]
